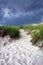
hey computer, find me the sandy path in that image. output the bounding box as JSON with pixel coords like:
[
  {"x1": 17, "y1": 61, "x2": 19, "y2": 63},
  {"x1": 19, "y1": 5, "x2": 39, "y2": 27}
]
[{"x1": 0, "y1": 29, "x2": 43, "y2": 65}]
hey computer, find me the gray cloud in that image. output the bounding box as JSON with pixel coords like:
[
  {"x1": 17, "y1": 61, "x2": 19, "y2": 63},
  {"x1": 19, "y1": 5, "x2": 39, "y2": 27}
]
[{"x1": 0, "y1": 0, "x2": 43, "y2": 25}]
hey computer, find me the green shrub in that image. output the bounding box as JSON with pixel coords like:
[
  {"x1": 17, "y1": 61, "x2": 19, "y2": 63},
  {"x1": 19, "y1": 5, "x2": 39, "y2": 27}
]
[
  {"x1": 0, "y1": 26, "x2": 20, "y2": 38},
  {"x1": 9, "y1": 27, "x2": 20, "y2": 38},
  {"x1": 0, "y1": 26, "x2": 3, "y2": 30},
  {"x1": 23, "y1": 24, "x2": 43, "y2": 31},
  {"x1": 40, "y1": 27, "x2": 43, "y2": 39},
  {"x1": 20, "y1": 26, "x2": 23, "y2": 29},
  {"x1": 3, "y1": 26, "x2": 11, "y2": 36},
  {"x1": 31, "y1": 30, "x2": 40, "y2": 39}
]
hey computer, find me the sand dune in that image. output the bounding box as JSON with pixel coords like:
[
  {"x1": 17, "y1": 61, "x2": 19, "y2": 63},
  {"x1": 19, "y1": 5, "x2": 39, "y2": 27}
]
[{"x1": 0, "y1": 29, "x2": 43, "y2": 65}]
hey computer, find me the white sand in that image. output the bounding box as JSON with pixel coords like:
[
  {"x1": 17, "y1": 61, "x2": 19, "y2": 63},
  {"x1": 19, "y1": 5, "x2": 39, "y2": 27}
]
[{"x1": 0, "y1": 29, "x2": 43, "y2": 65}]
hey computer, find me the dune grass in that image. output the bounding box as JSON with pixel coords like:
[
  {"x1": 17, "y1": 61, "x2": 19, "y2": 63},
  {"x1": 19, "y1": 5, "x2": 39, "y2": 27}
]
[
  {"x1": 0, "y1": 26, "x2": 20, "y2": 38},
  {"x1": 23, "y1": 24, "x2": 43, "y2": 45},
  {"x1": 23, "y1": 25, "x2": 41, "y2": 31},
  {"x1": 9, "y1": 26, "x2": 20, "y2": 38}
]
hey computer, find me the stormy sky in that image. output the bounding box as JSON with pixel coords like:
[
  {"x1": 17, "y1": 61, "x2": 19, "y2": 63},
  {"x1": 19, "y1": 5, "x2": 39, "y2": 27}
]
[{"x1": 0, "y1": 0, "x2": 43, "y2": 25}]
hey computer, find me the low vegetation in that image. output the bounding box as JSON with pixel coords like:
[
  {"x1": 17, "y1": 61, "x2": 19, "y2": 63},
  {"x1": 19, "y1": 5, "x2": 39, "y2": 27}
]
[
  {"x1": 23, "y1": 24, "x2": 43, "y2": 47},
  {"x1": 0, "y1": 26, "x2": 20, "y2": 38},
  {"x1": 0, "y1": 24, "x2": 43, "y2": 47}
]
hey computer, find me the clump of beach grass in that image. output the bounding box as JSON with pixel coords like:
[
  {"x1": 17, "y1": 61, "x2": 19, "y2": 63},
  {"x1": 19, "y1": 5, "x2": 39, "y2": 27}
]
[
  {"x1": 23, "y1": 24, "x2": 43, "y2": 47},
  {"x1": 0, "y1": 26, "x2": 20, "y2": 39}
]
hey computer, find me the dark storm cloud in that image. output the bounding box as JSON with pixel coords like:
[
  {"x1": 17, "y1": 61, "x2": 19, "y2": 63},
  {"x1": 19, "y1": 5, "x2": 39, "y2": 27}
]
[
  {"x1": 0, "y1": 0, "x2": 43, "y2": 25},
  {"x1": 0, "y1": 0, "x2": 43, "y2": 11}
]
